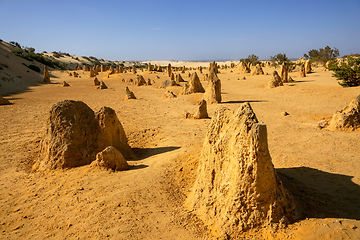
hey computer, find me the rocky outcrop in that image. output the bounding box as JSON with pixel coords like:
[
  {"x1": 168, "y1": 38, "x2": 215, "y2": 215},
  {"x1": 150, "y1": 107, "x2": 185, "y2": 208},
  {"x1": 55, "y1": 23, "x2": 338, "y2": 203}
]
[
  {"x1": 135, "y1": 75, "x2": 147, "y2": 86},
  {"x1": 125, "y1": 87, "x2": 136, "y2": 99},
  {"x1": 167, "y1": 63, "x2": 172, "y2": 77},
  {"x1": 175, "y1": 74, "x2": 184, "y2": 83},
  {"x1": 300, "y1": 64, "x2": 306, "y2": 77},
  {"x1": 181, "y1": 72, "x2": 205, "y2": 95},
  {"x1": 43, "y1": 66, "x2": 50, "y2": 83},
  {"x1": 268, "y1": 71, "x2": 283, "y2": 88},
  {"x1": 33, "y1": 100, "x2": 133, "y2": 171},
  {"x1": 160, "y1": 80, "x2": 179, "y2": 88},
  {"x1": 238, "y1": 62, "x2": 250, "y2": 74},
  {"x1": 91, "y1": 146, "x2": 130, "y2": 171},
  {"x1": 203, "y1": 69, "x2": 221, "y2": 104},
  {"x1": 250, "y1": 64, "x2": 264, "y2": 76},
  {"x1": 328, "y1": 95, "x2": 360, "y2": 131},
  {"x1": 281, "y1": 62, "x2": 289, "y2": 82},
  {"x1": 163, "y1": 90, "x2": 177, "y2": 98},
  {"x1": 62, "y1": 81, "x2": 70, "y2": 87},
  {"x1": 193, "y1": 99, "x2": 209, "y2": 119},
  {"x1": 94, "y1": 77, "x2": 100, "y2": 86},
  {"x1": 186, "y1": 103, "x2": 297, "y2": 237},
  {"x1": 304, "y1": 59, "x2": 311, "y2": 74}
]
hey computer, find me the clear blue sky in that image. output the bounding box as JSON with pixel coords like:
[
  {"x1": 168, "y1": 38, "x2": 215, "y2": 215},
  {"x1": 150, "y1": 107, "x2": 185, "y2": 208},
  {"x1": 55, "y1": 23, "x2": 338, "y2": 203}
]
[{"x1": 1, "y1": 0, "x2": 359, "y2": 61}]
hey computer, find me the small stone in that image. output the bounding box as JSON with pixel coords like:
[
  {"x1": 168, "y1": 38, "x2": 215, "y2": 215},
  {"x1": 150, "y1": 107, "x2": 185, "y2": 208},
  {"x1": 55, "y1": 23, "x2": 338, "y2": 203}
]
[{"x1": 281, "y1": 111, "x2": 289, "y2": 116}]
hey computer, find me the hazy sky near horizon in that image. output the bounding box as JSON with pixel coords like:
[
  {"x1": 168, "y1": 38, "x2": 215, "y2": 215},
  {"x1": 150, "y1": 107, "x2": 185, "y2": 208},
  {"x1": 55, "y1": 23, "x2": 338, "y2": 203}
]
[{"x1": 1, "y1": 0, "x2": 359, "y2": 61}]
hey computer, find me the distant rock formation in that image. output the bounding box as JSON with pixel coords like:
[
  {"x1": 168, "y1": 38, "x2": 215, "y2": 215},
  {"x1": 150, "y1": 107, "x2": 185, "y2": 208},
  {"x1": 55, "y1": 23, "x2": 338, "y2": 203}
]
[
  {"x1": 175, "y1": 74, "x2": 184, "y2": 83},
  {"x1": 203, "y1": 69, "x2": 221, "y2": 104},
  {"x1": 181, "y1": 72, "x2": 205, "y2": 95},
  {"x1": 209, "y1": 61, "x2": 219, "y2": 73},
  {"x1": 304, "y1": 59, "x2": 311, "y2": 74},
  {"x1": 125, "y1": 87, "x2": 136, "y2": 99},
  {"x1": 280, "y1": 62, "x2": 289, "y2": 82},
  {"x1": 268, "y1": 71, "x2": 283, "y2": 88},
  {"x1": 147, "y1": 63, "x2": 153, "y2": 71},
  {"x1": 328, "y1": 94, "x2": 360, "y2": 131},
  {"x1": 193, "y1": 99, "x2": 209, "y2": 119},
  {"x1": 186, "y1": 103, "x2": 297, "y2": 237},
  {"x1": 43, "y1": 66, "x2": 50, "y2": 83},
  {"x1": 94, "y1": 77, "x2": 100, "y2": 86},
  {"x1": 135, "y1": 75, "x2": 147, "y2": 86},
  {"x1": 167, "y1": 63, "x2": 172, "y2": 77},
  {"x1": 33, "y1": 100, "x2": 133, "y2": 171},
  {"x1": 163, "y1": 90, "x2": 177, "y2": 98},
  {"x1": 98, "y1": 81, "x2": 108, "y2": 89},
  {"x1": 160, "y1": 80, "x2": 179, "y2": 88},
  {"x1": 250, "y1": 64, "x2": 264, "y2": 76},
  {"x1": 238, "y1": 62, "x2": 250, "y2": 74},
  {"x1": 300, "y1": 64, "x2": 306, "y2": 78}
]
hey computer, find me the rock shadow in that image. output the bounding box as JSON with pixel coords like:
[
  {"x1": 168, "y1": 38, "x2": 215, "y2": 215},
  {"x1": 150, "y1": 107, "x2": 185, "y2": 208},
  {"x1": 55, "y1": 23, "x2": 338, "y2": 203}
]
[
  {"x1": 131, "y1": 146, "x2": 181, "y2": 160},
  {"x1": 222, "y1": 100, "x2": 267, "y2": 104},
  {"x1": 277, "y1": 167, "x2": 360, "y2": 220}
]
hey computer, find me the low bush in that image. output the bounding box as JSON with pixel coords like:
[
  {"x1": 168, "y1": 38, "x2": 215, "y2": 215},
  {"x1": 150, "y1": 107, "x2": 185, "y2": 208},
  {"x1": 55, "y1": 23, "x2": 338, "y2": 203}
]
[
  {"x1": 28, "y1": 64, "x2": 41, "y2": 72},
  {"x1": 327, "y1": 56, "x2": 360, "y2": 87}
]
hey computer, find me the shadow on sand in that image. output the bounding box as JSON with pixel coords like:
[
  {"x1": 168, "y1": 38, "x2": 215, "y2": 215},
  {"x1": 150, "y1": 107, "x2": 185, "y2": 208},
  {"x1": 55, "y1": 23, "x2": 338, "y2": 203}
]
[
  {"x1": 277, "y1": 167, "x2": 360, "y2": 220},
  {"x1": 222, "y1": 100, "x2": 267, "y2": 104},
  {"x1": 131, "y1": 146, "x2": 181, "y2": 160}
]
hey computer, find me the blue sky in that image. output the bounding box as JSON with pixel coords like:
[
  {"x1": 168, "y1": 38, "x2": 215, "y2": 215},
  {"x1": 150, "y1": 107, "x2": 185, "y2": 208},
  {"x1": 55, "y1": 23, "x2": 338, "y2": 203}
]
[{"x1": 1, "y1": 0, "x2": 359, "y2": 61}]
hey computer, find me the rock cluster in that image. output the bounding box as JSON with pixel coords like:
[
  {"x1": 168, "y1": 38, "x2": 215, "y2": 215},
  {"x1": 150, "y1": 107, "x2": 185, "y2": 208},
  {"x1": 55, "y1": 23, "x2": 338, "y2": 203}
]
[{"x1": 33, "y1": 100, "x2": 133, "y2": 171}]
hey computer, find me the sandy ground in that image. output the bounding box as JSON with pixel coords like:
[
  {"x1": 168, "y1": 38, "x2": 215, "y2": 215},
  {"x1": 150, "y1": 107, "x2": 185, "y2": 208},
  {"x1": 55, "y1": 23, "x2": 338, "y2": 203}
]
[{"x1": 1, "y1": 48, "x2": 360, "y2": 239}]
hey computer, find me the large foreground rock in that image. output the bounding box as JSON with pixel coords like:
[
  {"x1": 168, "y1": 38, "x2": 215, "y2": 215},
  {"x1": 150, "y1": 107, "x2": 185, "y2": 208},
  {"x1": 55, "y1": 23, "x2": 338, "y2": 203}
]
[
  {"x1": 33, "y1": 100, "x2": 133, "y2": 171},
  {"x1": 187, "y1": 103, "x2": 297, "y2": 237},
  {"x1": 328, "y1": 95, "x2": 360, "y2": 131}
]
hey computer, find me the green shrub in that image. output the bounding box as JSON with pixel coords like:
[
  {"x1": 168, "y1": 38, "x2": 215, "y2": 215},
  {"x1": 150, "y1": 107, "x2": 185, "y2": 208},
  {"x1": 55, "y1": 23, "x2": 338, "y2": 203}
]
[
  {"x1": 327, "y1": 56, "x2": 360, "y2": 87},
  {"x1": 304, "y1": 46, "x2": 339, "y2": 64},
  {"x1": 270, "y1": 53, "x2": 289, "y2": 64},
  {"x1": 28, "y1": 64, "x2": 41, "y2": 72},
  {"x1": 240, "y1": 54, "x2": 260, "y2": 66}
]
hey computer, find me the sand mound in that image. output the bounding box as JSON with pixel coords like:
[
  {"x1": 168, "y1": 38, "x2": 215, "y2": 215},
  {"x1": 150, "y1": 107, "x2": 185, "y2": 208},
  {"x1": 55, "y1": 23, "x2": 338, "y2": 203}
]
[
  {"x1": 186, "y1": 103, "x2": 297, "y2": 237},
  {"x1": 90, "y1": 146, "x2": 130, "y2": 171},
  {"x1": 181, "y1": 72, "x2": 205, "y2": 95},
  {"x1": 328, "y1": 94, "x2": 360, "y2": 131},
  {"x1": 33, "y1": 100, "x2": 132, "y2": 171},
  {"x1": 203, "y1": 69, "x2": 221, "y2": 104}
]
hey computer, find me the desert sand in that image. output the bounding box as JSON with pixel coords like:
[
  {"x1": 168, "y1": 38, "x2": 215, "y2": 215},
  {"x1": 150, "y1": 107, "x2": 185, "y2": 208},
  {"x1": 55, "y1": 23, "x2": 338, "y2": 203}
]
[{"x1": 1, "y1": 40, "x2": 360, "y2": 239}]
